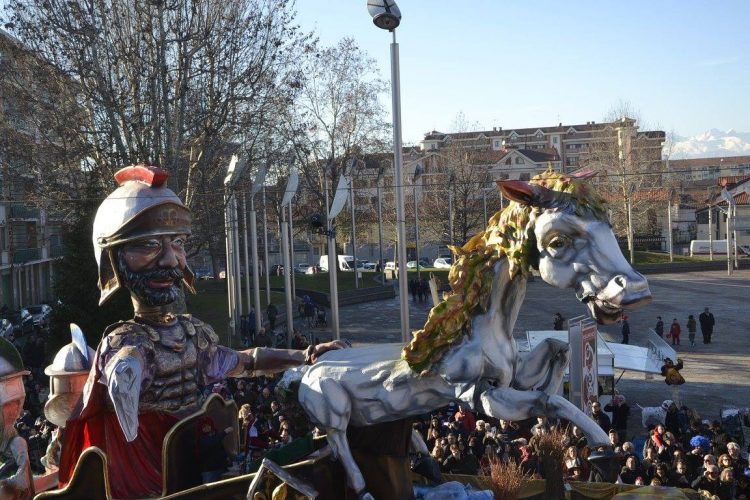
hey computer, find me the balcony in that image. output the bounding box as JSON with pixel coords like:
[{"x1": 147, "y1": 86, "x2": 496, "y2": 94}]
[
  {"x1": 12, "y1": 248, "x2": 40, "y2": 263},
  {"x1": 8, "y1": 206, "x2": 39, "y2": 220}
]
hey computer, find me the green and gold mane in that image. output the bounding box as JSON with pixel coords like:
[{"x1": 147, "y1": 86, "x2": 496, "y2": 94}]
[{"x1": 401, "y1": 169, "x2": 608, "y2": 374}]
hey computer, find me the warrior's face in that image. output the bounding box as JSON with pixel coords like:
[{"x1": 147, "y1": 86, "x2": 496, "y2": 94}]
[{"x1": 118, "y1": 235, "x2": 188, "y2": 306}]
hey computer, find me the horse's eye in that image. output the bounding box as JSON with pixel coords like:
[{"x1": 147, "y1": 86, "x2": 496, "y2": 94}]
[{"x1": 549, "y1": 236, "x2": 570, "y2": 249}]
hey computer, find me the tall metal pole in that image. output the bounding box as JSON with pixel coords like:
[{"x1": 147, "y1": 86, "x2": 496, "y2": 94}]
[
  {"x1": 249, "y1": 196, "x2": 262, "y2": 333},
  {"x1": 223, "y1": 188, "x2": 234, "y2": 343},
  {"x1": 733, "y1": 204, "x2": 738, "y2": 269},
  {"x1": 627, "y1": 196, "x2": 635, "y2": 264},
  {"x1": 232, "y1": 195, "x2": 243, "y2": 320},
  {"x1": 289, "y1": 203, "x2": 297, "y2": 299},
  {"x1": 242, "y1": 193, "x2": 252, "y2": 331},
  {"x1": 350, "y1": 176, "x2": 358, "y2": 289},
  {"x1": 448, "y1": 190, "x2": 454, "y2": 250},
  {"x1": 262, "y1": 186, "x2": 271, "y2": 302},
  {"x1": 726, "y1": 206, "x2": 732, "y2": 276},
  {"x1": 280, "y1": 211, "x2": 293, "y2": 347},
  {"x1": 390, "y1": 30, "x2": 409, "y2": 341},
  {"x1": 414, "y1": 182, "x2": 421, "y2": 281},
  {"x1": 377, "y1": 174, "x2": 385, "y2": 285},
  {"x1": 708, "y1": 206, "x2": 714, "y2": 261},
  {"x1": 325, "y1": 175, "x2": 340, "y2": 340},
  {"x1": 667, "y1": 195, "x2": 673, "y2": 263}
]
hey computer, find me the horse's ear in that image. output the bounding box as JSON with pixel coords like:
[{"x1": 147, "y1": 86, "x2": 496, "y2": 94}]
[
  {"x1": 496, "y1": 180, "x2": 536, "y2": 205},
  {"x1": 570, "y1": 169, "x2": 598, "y2": 180}
]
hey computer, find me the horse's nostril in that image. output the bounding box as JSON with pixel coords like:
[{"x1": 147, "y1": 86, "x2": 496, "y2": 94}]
[{"x1": 614, "y1": 275, "x2": 626, "y2": 288}]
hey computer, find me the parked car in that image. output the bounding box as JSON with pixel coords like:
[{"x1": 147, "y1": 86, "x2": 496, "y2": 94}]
[
  {"x1": 270, "y1": 264, "x2": 285, "y2": 276},
  {"x1": 294, "y1": 263, "x2": 314, "y2": 275},
  {"x1": 0, "y1": 319, "x2": 12, "y2": 338},
  {"x1": 355, "y1": 260, "x2": 372, "y2": 270},
  {"x1": 26, "y1": 304, "x2": 52, "y2": 330},
  {"x1": 9, "y1": 309, "x2": 33, "y2": 337},
  {"x1": 384, "y1": 261, "x2": 397, "y2": 271},
  {"x1": 433, "y1": 257, "x2": 453, "y2": 269}
]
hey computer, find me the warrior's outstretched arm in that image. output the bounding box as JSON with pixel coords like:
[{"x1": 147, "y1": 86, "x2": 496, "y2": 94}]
[
  {"x1": 103, "y1": 346, "x2": 143, "y2": 442},
  {"x1": 227, "y1": 341, "x2": 347, "y2": 378}
]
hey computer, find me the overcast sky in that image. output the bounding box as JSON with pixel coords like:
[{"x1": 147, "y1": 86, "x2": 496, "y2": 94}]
[{"x1": 296, "y1": 0, "x2": 750, "y2": 144}]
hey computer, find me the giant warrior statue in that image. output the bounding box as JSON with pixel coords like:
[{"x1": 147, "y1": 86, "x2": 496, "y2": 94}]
[{"x1": 54, "y1": 165, "x2": 343, "y2": 499}]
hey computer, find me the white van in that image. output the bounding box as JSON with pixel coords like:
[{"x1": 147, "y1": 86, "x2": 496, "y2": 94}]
[
  {"x1": 690, "y1": 240, "x2": 728, "y2": 256},
  {"x1": 319, "y1": 255, "x2": 355, "y2": 271}
]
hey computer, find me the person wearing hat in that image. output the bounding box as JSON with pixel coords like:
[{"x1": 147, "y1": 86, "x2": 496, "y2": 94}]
[
  {"x1": 56, "y1": 165, "x2": 346, "y2": 499},
  {"x1": 0, "y1": 337, "x2": 33, "y2": 499}
]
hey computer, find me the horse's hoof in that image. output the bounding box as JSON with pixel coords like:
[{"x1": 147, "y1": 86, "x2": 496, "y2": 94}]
[{"x1": 357, "y1": 491, "x2": 375, "y2": 500}]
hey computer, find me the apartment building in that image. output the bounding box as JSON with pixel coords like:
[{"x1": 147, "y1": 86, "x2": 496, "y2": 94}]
[
  {"x1": 420, "y1": 118, "x2": 665, "y2": 173},
  {"x1": 0, "y1": 30, "x2": 67, "y2": 310},
  {"x1": 669, "y1": 156, "x2": 750, "y2": 182}
]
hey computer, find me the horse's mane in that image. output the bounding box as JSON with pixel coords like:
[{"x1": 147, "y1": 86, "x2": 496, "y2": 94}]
[{"x1": 401, "y1": 169, "x2": 607, "y2": 374}]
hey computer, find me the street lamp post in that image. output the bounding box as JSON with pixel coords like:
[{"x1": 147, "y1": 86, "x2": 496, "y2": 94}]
[
  {"x1": 223, "y1": 156, "x2": 248, "y2": 343},
  {"x1": 667, "y1": 189, "x2": 674, "y2": 263},
  {"x1": 377, "y1": 166, "x2": 385, "y2": 285},
  {"x1": 369, "y1": 0, "x2": 409, "y2": 342},
  {"x1": 626, "y1": 183, "x2": 635, "y2": 264},
  {"x1": 262, "y1": 186, "x2": 271, "y2": 302},
  {"x1": 413, "y1": 163, "x2": 423, "y2": 281},
  {"x1": 448, "y1": 173, "x2": 455, "y2": 258},
  {"x1": 348, "y1": 157, "x2": 359, "y2": 289},
  {"x1": 708, "y1": 204, "x2": 714, "y2": 261}
]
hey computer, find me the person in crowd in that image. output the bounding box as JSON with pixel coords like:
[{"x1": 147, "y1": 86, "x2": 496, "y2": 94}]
[
  {"x1": 669, "y1": 459, "x2": 692, "y2": 488},
  {"x1": 620, "y1": 454, "x2": 644, "y2": 484},
  {"x1": 441, "y1": 443, "x2": 463, "y2": 474},
  {"x1": 458, "y1": 440, "x2": 480, "y2": 475},
  {"x1": 571, "y1": 425, "x2": 588, "y2": 450},
  {"x1": 686, "y1": 314, "x2": 697, "y2": 347},
  {"x1": 710, "y1": 420, "x2": 730, "y2": 456},
  {"x1": 668, "y1": 318, "x2": 681, "y2": 346},
  {"x1": 479, "y1": 446, "x2": 500, "y2": 476},
  {"x1": 735, "y1": 473, "x2": 750, "y2": 499},
  {"x1": 654, "y1": 316, "x2": 665, "y2": 338},
  {"x1": 454, "y1": 406, "x2": 476, "y2": 438},
  {"x1": 664, "y1": 402, "x2": 681, "y2": 438},
  {"x1": 604, "y1": 393, "x2": 630, "y2": 444},
  {"x1": 699, "y1": 307, "x2": 715, "y2": 344},
  {"x1": 431, "y1": 444, "x2": 444, "y2": 464},
  {"x1": 727, "y1": 442, "x2": 748, "y2": 476},
  {"x1": 620, "y1": 315, "x2": 630, "y2": 344},
  {"x1": 590, "y1": 402, "x2": 611, "y2": 433},
  {"x1": 253, "y1": 327, "x2": 272, "y2": 348},
  {"x1": 531, "y1": 415, "x2": 551, "y2": 436},
  {"x1": 657, "y1": 431, "x2": 678, "y2": 463},
  {"x1": 563, "y1": 445, "x2": 582, "y2": 475},
  {"x1": 496, "y1": 419, "x2": 518, "y2": 445},
  {"x1": 553, "y1": 312, "x2": 565, "y2": 331},
  {"x1": 197, "y1": 417, "x2": 233, "y2": 484},
  {"x1": 266, "y1": 302, "x2": 278, "y2": 331},
  {"x1": 691, "y1": 464, "x2": 722, "y2": 495},
  {"x1": 641, "y1": 446, "x2": 658, "y2": 472}
]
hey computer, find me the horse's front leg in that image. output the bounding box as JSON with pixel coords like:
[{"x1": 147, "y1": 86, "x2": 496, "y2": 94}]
[
  {"x1": 479, "y1": 387, "x2": 610, "y2": 448},
  {"x1": 512, "y1": 338, "x2": 568, "y2": 395}
]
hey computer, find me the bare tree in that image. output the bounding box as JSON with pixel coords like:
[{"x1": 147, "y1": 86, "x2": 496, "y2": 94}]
[
  {"x1": 579, "y1": 102, "x2": 665, "y2": 245},
  {"x1": 4, "y1": 0, "x2": 310, "y2": 268}
]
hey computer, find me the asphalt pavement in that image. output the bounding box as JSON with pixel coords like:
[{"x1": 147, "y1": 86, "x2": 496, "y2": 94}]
[{"x1": 297, "y1": 269, "x2": 750, "y2": 432}]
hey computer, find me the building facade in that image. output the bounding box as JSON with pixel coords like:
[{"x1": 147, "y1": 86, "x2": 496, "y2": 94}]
[{"x1": 0, "y1": 30, "x2": 66, "y2": 310}]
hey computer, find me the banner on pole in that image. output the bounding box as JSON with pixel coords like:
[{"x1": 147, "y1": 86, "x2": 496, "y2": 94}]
[
  {"x1": 282, "y1": 168, "x2": 299, "y2": 206},
  {"x1": 252, "y1": 164, "x2": 267, "y2": 197},
  {"x1": 328, "y1": 175, "x2": 350, "y2": 220}
]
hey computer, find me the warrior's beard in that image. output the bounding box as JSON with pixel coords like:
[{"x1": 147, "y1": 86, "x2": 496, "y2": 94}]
[{"x1": 117, "y1": 251, "x2": 183, "y2": 306}]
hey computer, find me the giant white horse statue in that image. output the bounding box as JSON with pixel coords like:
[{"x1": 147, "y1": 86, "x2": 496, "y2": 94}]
[{"x1": 299, "y1": 170, "x2": 652, "y2": 498}]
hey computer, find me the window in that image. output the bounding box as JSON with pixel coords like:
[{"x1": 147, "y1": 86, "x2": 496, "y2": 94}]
[
  {"x1": 552, "y1": 136, "x2": 559, "y2": 144},
  {"x1": 505, "y1": 158, "x2": 512, "y2": 165},
  {"x1": 519, "y1": 173, "x2": 530, "y2": 181},
  {"x1": 494, "y1": 140, "x2": 500, "y2": 148},
  {"x1": 515, "y1": 157, "x2": 525, "y2": 165},
  {"x1": 566, "y1": 157, "x2": 578, "y2": 166}
]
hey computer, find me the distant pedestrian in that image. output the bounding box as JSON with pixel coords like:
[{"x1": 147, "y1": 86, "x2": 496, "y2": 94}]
[
  {"x1": 686, "y1": 315, "x2": 697, "y2": 347},
  {"x1": 553, "y1": 312, "x2": 565, "y2": 331},
  {"x1": 669, "y1": 318, "x2": 681, "y2": 346},
  {"x1": 654, "y1": 316, "x2": 664, "y2": 338},
  {"x1": 621, "y1": 315, "x2": 630, "y2": 344},
  {"x1": 699, "y1": 307, "x2": 715, "y2": 344},
  {"x1": 266, "y1": 303, "x2": 278, "y2": 331}
]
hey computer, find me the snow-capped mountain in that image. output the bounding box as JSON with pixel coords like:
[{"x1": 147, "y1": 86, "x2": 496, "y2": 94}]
[{"x1": 668, "y1": 129, "x2": 750, "y2": 159}]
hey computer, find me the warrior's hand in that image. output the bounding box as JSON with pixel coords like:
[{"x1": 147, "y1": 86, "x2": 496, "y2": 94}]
[
  {"x1": 306, "y1": 340, "x2": 349, "y2": 364},
  {"x1": 105, "y1": 350, "x2": 143, "y2": 442}
]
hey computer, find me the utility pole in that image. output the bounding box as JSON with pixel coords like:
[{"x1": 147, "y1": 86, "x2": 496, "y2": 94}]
[{"x1": 708, "y1": 205, "x2": 714, "y2": 261}]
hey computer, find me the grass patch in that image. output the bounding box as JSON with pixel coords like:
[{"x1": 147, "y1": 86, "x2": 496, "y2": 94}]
[{"x1": 633, "y1": 251, "x2": 709, "y2": 264}]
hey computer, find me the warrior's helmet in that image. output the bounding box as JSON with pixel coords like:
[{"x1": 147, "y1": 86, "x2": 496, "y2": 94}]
[
  {"x1": 0, "y1": 337, "x2": 29, "y2": 432},
  {"x1": 92, "y1": 164, "x2": 195, "y2": 305}
]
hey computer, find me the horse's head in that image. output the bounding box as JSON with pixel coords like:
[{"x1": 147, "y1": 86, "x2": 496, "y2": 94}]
[{"x1": 499, "y1": 175, "x2": 651, "y2": 324}]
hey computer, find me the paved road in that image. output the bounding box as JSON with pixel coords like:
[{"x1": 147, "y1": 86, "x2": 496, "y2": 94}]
[{"x1": 299, "y1": 269, "x2": 750, "y2": 431}]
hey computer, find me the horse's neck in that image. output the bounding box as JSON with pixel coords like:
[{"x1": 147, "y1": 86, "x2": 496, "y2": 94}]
[{"x1": 482, "y1": 258, "x2": 527, "y2": 345}]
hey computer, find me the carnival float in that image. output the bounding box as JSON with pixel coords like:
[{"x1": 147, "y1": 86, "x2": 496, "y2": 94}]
[{"x1": 21, "y1": 166, "x2": 663, "y2": 499}]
